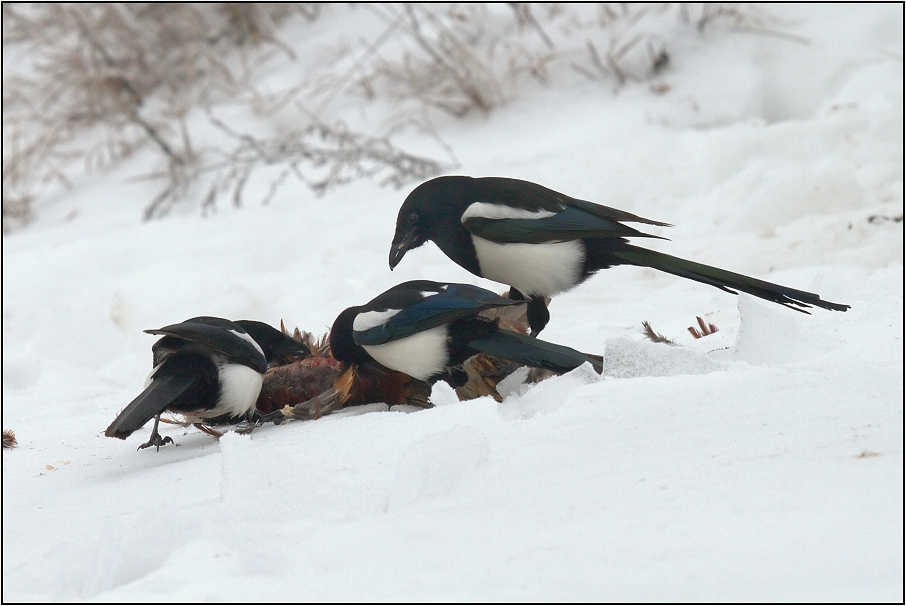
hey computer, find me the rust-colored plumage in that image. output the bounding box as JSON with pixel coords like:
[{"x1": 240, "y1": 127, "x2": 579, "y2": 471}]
[
  {"x1": 2, "y1": 429, "x2": 17, "y2": 450},
  {"x1": 256, "y1": 322, "x2": 433, "y2": 424},
  {"x1": 454, "y1": 292, "x2": 556, "y2": 402},
  {"x1": 256, "y1": 355, "x2": 344, "y2": 415}
]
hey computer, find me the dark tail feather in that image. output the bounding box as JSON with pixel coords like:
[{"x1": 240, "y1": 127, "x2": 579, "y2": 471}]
[
  {"x1": 469, "y1": 330, "x2": 603, "y2": 375},
  {"x1": 105, "y1": 375, "x2": 196, "y2": 439},
  {"x1": 613, "y1": 245, "x2": 850, "y2": 313}
]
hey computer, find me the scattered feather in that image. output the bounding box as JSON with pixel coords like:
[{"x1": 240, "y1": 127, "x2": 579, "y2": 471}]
[
  {"x1": 3, "y1": 430, "x2": 17, "y2": 449},
  {"x1": 688, "y1": 316, "x2": 719, "y2": 339},
  {"x1": 642, "y1": 320, "x2": 678, "y2": 345}
]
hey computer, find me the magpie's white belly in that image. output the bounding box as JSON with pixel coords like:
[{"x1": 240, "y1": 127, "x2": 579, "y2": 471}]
[
  {"x1": 361, "y1": 325, "x2": 448, "y2": 382},
  {"x1": 471, "y1": 236, "x2": 585, "y2": 296},
  {"x1": 204, "y1": 363, "x2": 263, "y2": 419}
]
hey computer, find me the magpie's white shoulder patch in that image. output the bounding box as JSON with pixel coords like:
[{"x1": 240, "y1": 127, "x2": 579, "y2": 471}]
[
  {"x1": 229, "y1": 328, "x2": 265, "y2": 357},
  {"x1": 461, "y1": 202, "x2": 558, "y2": 222},
  {"x1": 353, "y1": 309, "x2": 401, "y2": 332}
]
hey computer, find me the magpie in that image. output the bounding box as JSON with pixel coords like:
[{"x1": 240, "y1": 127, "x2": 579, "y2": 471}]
[
  {"x1": 328, "y1": 280, "x2": 603, "y2": 387},
  {"x1": 389, "y1": 176, "x2": 851, "y2": 334},
  {"x1": 105, "y1": 317, "x2": 310, "y2": 450}
]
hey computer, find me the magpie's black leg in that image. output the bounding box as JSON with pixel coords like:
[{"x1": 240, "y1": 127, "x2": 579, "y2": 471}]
[
  {"x1": 438, "y1": 366, "x2": 469, "y2": 388},
  {"x1": 478, "y1": 362, "x2": 521, "y2": 378},
  {"x1": 508, "y1": 288, "x2": 527, "y2": 302},
  {"x1": 255, "y1": 410, "x2": 289, "y2": 425},
  {"x1": 138, "y1": 415, "x2": 175, "y2": 451},
  {"x1": 526, "y1": 296, "x2": 550, "y2": 337}
]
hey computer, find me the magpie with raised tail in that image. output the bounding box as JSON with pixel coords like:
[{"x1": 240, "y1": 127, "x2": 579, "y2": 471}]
[
  {"x1": 389, "y1": 176, "x2": 851, "y2": 335},
  {"x1": 105, "y1": 317, "x2": 310, "y2": 450},
  {"x1": 328, "y1": 280, "x2": 603, "y2": 387}
]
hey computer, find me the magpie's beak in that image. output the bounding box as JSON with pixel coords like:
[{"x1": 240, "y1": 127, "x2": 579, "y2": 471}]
[
  {"x1": 268, "y1": 344, "x2": 311, "y2": 369},
  {"x1": 389, "y1": 229, "x2": 419, "y2": 270}
]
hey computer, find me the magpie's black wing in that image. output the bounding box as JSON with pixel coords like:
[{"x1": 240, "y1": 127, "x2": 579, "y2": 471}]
[
  {"x1": 463, "y1": 177, "x2": 670, "y2": 244},
  {"x1": 145, "y1": 317, "x2": 266, "y2": 372},
  {"x1": 354, "y1": 281, "x2": 517, "y2": 346},
  {"x1": 468, "y1": 328, "x2": 604, "y2": 374}
]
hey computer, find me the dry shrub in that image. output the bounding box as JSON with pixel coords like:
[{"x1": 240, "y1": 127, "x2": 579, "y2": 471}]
[
  {"x1": 681, "y1": 3, "x2": 806, "y2": 41},
  {"x1": 3, "y1": 3, "x2": 797, "y2": 228},
  {"x1": 2, "y1": 3, "x2": 317, "y2": 227},
  {"x1": 146, "y1": 115, "x2": 446, "y2": 219},
  {"x1": 360, "y1": 4, "x2": 505, "y2": 117},
  {"x1": 349, "y1": 3, "x2": 800, "y2": 112}
]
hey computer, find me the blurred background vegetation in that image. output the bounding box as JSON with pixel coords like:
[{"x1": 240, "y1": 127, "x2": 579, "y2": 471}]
[{"x1": 2, "y1": 3, "x2": 792, "y2": 230}]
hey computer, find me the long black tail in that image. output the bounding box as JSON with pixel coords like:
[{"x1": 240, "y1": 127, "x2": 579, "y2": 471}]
[
  {"x1": 469, "y1": 330, "x2": 603, "y2": 374},
  {"x1": 612, "y1": 244, "x2": 850, "y2": 313},
  {"x1": 105, "y1": 375, "x2": 196, "y2": 439}
]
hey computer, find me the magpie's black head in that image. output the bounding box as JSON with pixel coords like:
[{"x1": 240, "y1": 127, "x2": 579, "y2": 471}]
[
  {"x1": 390, "y1": 176, "x2": 472, "y2": 269},
  {"x1": 234, "y1": 320, "x2": 311, "y2": 368},
  {"x1": 329, "y1": 306, "x2": 374, "y2": 366}
]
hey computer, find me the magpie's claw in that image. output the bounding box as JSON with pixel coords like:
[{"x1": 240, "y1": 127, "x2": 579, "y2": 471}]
[{"x1": 138, "y1": 433, "x2": 174, "y2": 451}]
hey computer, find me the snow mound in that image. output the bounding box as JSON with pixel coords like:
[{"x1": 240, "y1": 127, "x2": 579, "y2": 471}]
[
  {"x1": 604, "y1": 336, "x2": 724, "y2": 378},
  {"x1": 498, "y1": 363, "x2": 602, "y2": 420},
  {"x1": 732, "y1": 294, "x2": 822, "y2": 365}
]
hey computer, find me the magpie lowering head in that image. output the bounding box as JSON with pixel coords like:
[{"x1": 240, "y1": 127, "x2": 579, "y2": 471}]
[
  {"x1": 330, "y1": 280, "x2": 602, "y2": 387},
  {"x1": 390, "y1": 176, "x2": 850, "y2": 334},
  {"x1": 234, "y1": 320, "x2": 311, "y2": 368},
  {"x1": 105, "y1": 317, "x2": 301, "y2": 451}
]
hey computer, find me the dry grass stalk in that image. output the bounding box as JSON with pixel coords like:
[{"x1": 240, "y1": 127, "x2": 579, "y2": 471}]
[
  {"x1": 360, "y1": 4, "x2": 505, "y2": 117},
  {"x1": 2, "y1": 3, "x2": 315, "y2": 228},
  {"x1": 161, "y1": 116, "x2": 446, "y2": 219},
  {"x1": 4, "y1": 3, "x2": 801, "y2": 228},
  {"x1": 682, "y1": 3, "x2": 808, "y2": 43}
]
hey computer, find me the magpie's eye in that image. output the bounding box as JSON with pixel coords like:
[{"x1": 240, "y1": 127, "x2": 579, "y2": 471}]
[{"x1": 406, "y1": 212, "x2": 418, "y2": 227}]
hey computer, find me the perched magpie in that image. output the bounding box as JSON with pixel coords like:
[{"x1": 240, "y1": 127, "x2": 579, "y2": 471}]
[
  {"x1": 389, "y1": 176, "x2": 851, "y2": 334},
  {"x1": 328, "y1": 280, "x2": 603, "y2": 387},
  {"x1": 105, "y1": 317, "x2": 310, "y2": 450}
]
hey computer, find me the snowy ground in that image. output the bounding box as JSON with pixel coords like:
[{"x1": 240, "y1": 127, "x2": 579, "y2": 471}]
[{"x1": 3, "y1": 5, "x2": 903, "y2": 602}]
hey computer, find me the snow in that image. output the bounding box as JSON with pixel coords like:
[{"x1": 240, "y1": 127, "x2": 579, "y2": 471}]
[{"x1": 3, "y1": 4, "x2": 902, "y2": 601}]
